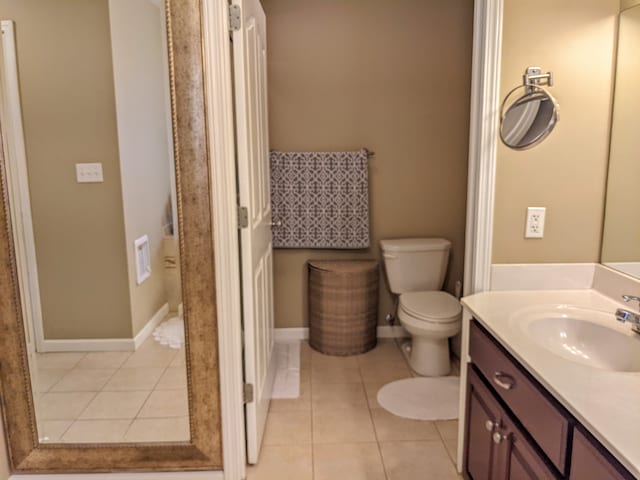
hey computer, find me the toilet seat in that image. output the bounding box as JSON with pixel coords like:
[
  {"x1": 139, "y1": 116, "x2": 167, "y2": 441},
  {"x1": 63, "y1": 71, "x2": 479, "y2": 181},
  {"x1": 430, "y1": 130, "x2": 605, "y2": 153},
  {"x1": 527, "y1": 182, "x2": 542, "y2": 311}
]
[{"x1": 399, "y1": 291, "x2": 461, "y2": 324}]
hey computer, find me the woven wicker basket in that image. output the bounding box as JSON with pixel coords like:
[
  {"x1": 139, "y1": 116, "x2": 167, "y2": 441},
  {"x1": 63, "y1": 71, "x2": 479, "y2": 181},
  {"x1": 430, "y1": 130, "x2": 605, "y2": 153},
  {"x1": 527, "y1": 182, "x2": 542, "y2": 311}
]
[{"x1": 308, "y1": 260, "x2": 379, "y2": 356}]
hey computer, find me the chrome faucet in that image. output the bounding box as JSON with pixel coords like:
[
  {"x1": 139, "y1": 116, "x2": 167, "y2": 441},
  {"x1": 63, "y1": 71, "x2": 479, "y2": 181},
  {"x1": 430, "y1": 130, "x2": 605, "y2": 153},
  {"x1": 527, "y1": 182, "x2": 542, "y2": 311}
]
[{"x1": 615, "y1": 295, "x2": 640, "y2": 334}]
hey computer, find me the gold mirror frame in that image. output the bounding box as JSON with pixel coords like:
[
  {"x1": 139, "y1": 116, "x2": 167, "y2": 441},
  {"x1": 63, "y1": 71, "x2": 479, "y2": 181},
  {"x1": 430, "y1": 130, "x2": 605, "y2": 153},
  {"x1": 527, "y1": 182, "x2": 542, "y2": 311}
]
[{"x1": 0, "y1": 0, "x2": 222, "y2": 473}]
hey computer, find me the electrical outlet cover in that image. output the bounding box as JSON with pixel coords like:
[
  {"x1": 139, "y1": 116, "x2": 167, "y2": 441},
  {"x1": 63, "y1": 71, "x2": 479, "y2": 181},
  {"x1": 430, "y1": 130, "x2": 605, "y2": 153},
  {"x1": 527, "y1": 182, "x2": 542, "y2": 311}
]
[{"x1": 525, "y1": 207, "x2": 546, "y2": 238}]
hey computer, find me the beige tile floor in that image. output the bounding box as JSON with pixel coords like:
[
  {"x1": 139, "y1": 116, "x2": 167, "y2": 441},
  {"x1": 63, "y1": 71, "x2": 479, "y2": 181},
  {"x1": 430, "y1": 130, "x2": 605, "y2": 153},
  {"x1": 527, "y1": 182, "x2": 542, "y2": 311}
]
[
  {"x1": 247, "y1": 340, "x2": 462, "y2": 480},
  {"x1": 34, "y1": 337, "x2": 189, "y2": 443}
]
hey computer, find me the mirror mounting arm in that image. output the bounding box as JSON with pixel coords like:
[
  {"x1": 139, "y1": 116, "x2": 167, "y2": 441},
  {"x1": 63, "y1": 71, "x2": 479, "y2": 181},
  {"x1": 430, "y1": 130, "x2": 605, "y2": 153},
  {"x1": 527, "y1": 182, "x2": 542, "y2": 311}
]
[{"x1": 523, "y1": 66, "x2": 553, "y2": 92}]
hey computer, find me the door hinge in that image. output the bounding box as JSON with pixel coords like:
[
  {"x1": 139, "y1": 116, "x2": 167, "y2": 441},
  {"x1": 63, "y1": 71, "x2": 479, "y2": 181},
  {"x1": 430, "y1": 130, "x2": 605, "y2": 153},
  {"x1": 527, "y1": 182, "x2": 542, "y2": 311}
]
[
  {"x1": 229, "y1": 4, "x2": 241, "y2": 31},
  {"x1": 238, "y1": 206, "x2": 248, "y2": 229},
  {"x1": 243, "y1": 383, "x2": 254, "y2": 403}
]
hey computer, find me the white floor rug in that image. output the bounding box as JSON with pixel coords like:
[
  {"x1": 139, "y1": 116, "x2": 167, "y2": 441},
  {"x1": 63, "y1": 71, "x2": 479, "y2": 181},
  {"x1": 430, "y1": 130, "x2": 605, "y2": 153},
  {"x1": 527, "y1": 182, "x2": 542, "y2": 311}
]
[
  {"x1": 377, "y1": 376, "x2": 460, "y2": 420},
  {"x1": 152, "y1": 316, "x2": 184, "y2": 349},
  {"x1": 271, "y1": 341, "x2": 301, "y2": 399}
]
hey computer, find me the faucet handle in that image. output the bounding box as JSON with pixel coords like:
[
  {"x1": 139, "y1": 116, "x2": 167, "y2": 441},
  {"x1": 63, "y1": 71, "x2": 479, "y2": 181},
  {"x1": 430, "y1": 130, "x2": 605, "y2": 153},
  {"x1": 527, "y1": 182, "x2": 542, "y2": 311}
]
[{"x1": 622, "y1": 295, "x2": 640, "y2": 310}]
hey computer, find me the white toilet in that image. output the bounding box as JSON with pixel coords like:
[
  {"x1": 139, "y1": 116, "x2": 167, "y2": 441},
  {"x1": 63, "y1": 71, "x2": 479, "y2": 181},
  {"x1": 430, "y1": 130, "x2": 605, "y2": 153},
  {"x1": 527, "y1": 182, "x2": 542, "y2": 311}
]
[{"x1": 380, "y1": 238, "x2": 462, "y2": 376}]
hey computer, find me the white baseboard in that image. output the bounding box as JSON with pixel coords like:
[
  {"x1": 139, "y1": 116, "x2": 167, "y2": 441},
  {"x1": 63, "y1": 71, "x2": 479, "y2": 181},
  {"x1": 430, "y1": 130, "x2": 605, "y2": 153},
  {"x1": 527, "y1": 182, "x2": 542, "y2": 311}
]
[
  {"x1": 133, "y1": 303, "x2": 170, "y2": 349},
  {"x1": 39, "y1": 338, "x2": 135, "y2": 352},
  {"x1": 274, "y1": 325, "x2": 409, "y2": 342},
  {"x1": 39, "y1": 303, "x2": 170, "y2": 353},
  {"x1": 10, "y1": 471, "x2": 224, "y2": 480},
  {"x1": 274, "y1": 327, "x2": 309, "y2": 342}
]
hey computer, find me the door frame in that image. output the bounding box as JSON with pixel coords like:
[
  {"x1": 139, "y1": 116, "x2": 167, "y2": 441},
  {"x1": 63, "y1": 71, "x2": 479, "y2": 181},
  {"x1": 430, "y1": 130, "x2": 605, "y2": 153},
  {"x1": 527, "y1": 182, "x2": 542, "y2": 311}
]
[
  {"x1": 459, "y1": 0, "x2": 504, "y2": 473},
  {"x1": 202, "y1": 0, "x2": 503, "y2": 478},
  {"x1": 0, "y1": 20, "x2": 47, "y2": 354},
  {"x1": 201, "y1": 2, "x2": 247, "y2": 480}
]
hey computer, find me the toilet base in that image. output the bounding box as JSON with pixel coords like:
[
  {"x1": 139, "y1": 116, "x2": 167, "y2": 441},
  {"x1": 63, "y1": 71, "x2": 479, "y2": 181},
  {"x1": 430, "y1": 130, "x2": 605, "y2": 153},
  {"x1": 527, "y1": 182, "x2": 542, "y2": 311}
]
[{"x1": 408, "y1": 336, "x2": 451, "y2": 377}]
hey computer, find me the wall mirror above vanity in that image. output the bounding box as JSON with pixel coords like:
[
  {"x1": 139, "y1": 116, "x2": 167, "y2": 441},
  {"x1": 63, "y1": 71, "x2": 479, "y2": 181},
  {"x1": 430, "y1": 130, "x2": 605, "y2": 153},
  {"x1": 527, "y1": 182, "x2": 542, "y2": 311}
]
[
  {"x1": 0, "y1": 0, "x2": 222, "y2": 473},
  {"x1": 601, "y1": 3, "x2": 640, "y2": 279}
]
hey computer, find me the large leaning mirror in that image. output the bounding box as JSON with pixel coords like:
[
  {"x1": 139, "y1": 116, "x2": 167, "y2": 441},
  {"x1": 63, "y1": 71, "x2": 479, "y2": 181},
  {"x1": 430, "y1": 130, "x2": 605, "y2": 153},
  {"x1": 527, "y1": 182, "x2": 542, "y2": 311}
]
[
  {"x1": 0, "y1": 0, "x2": 221, "y2": 473},
  {"x1": 601, "y1": 3, "x2": 640, "y2": 279}
]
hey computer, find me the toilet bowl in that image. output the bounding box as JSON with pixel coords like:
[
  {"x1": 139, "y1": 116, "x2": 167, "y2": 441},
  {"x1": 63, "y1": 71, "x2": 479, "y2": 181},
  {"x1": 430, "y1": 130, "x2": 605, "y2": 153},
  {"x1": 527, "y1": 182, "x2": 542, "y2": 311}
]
[
  {"x1": 397, "y1": 291, "x2": 461, "y2": 376},
  {"x1": 380, "y1": 238, "x2": 462, "y2": 376}
]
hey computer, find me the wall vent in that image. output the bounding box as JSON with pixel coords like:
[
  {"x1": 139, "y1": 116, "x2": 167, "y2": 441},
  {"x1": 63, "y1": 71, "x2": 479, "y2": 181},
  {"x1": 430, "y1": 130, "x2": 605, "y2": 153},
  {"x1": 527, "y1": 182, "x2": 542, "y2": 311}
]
[{"x1": 135, "y1": 235, "x2": 151, "y2": 285}]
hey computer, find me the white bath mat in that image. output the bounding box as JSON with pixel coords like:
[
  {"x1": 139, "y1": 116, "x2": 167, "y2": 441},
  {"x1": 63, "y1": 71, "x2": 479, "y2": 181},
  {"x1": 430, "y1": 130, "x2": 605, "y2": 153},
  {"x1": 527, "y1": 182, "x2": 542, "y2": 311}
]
[
  {"x1": 271, "y1": 342, "x2": 301, "y2": 399},
  {"x1": 152, "y1": 316, "x2": 184, "y2": 349},
  {"x1": 377, "y1": 376, "x2": 460, "y2": 420}
]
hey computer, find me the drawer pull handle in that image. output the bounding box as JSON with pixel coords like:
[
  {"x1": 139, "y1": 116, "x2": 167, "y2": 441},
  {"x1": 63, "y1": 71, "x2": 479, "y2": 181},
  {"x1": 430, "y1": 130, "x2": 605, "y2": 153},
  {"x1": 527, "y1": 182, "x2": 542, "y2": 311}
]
[
  {"x1": 493, "y1": 372, "x2": 515, "y2": 390},
  {"x1": 485, "y1": 420, "x2": 495, "y2": 432}
]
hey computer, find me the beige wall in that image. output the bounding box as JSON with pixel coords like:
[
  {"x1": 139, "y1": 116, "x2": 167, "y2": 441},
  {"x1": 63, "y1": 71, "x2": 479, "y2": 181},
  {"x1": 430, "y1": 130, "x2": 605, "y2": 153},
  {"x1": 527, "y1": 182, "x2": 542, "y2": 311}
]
[
  {"x1": 622, "y1": 0, "x2": 640, "y2": 10},
  {"x1": 109, "y1": 0, "x2": 176, "y2": 335},
  {"x1": 493, "y1": 0, "x2": 619, "y2": 264},
  {"x1": 2, "y1": 0, "x2": 132, "y2": 339},
  {"x1": 601, "y1": 5, "x2": 640, "y2": 263},
  {"x1": 264, "y1": 0, "x2": 473, "y2": 328}
]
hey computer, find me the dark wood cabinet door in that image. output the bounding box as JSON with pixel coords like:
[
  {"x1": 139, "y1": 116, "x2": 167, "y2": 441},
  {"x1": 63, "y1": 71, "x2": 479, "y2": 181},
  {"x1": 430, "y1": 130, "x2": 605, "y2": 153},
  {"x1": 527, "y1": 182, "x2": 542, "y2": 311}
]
[
  {"x1": 466, "y1": 367, "x2": 559, "y2": 480},
  {"x1": 570, "y1": 428, "x2": 634, "y2": 480},
  {"x1": 499, "y1": 416, "x2": 558, "y2": 480},
  {"x1": 466, "y1": 367, "x2": 502, "y2": 480}
]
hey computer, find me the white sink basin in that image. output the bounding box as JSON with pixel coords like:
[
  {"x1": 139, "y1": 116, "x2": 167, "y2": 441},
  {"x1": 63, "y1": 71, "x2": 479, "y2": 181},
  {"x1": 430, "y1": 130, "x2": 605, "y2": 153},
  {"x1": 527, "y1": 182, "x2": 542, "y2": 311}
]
[{"x1": 511, "y1": 305, "x2": 640, "y2": 372}]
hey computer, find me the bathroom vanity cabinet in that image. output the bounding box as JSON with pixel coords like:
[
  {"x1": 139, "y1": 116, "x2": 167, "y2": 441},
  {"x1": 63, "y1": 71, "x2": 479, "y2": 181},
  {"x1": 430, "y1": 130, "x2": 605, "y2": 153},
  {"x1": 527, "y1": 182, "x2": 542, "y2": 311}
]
[{"x1": 464, "y1": 320, "x2": 635, "y2": 480}]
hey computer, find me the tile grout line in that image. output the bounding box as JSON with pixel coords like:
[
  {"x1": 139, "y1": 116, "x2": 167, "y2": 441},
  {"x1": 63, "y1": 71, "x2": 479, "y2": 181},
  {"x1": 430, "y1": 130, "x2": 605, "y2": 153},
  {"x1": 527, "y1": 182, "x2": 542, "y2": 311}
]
[
  {"x1": 358, "y1": 345, "x2": 390, "y2": 480},
  {"x1": 307, "y1": 342, "x2": 316, "y2": 480},
  {"x1": 55, "y1": 418, "x2": 76, "y2": 443},
  {"x1": 436, "y1": 424, "x2": 460, "y2": 470}
]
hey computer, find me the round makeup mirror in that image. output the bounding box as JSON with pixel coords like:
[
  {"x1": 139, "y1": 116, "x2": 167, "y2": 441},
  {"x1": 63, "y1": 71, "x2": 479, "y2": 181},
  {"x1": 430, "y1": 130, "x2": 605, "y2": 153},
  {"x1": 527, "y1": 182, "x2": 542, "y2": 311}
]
[{"x1": 500, "y1": 85, "x2": 559, "y2": 150}]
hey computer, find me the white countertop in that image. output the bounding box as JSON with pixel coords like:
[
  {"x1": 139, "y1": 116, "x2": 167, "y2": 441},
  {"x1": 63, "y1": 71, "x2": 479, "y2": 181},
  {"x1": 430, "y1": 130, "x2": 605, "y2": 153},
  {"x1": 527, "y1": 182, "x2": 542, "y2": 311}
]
[{"x1": 462, "y1": 289, "x2": 640, "y2": 478}]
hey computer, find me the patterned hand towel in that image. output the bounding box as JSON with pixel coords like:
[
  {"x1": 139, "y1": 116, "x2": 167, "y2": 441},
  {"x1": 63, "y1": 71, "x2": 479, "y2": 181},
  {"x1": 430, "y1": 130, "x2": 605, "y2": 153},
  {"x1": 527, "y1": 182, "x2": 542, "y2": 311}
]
[{"x1": 270, "y1": 149, "x2": 370, "y2": 249}]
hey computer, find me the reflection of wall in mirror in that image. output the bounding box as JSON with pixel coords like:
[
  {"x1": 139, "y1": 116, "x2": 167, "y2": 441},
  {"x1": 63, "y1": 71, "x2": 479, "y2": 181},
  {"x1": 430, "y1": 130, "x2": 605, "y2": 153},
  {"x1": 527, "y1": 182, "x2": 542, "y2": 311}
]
[
  {"x1": 493, "y1": 0, "x2": 618, "y2": 264},
  {"x1": 601, "y1": 5, "x2": 640, "y2": 267},
  {"x1": 0, "y1": 0, "x2": 180, "y2": 342},
  {"x1": 0, "y1": 0, "x2": 132, "y2": 339},
  {"x1": 109, "y1": 0, "x2": 182, "y2": 336}
]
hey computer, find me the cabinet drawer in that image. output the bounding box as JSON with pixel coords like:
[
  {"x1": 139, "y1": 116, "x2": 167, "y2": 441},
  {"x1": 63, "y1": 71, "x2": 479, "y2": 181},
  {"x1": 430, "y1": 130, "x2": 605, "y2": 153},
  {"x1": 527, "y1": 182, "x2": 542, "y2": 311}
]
[
  {"x1": 570, "y1": 427, "x2": 634, "y2": 480},
  {"x1": 470, "y1": 320, "x2": 571, "y2": 474}
]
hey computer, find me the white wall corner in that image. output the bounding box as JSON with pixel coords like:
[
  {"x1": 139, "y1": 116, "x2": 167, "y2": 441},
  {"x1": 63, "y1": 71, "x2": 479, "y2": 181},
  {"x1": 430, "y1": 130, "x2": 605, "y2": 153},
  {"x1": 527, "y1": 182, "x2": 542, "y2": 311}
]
[
  {"x1": 462, "y1": 0, "x2": 504, "y2": 297},
  {"x1": 459, "y1": 0, "x2": 504, "y2": 473},
  {"x1": 490, "y1": 263, "x2": 596, "y2": 291}
]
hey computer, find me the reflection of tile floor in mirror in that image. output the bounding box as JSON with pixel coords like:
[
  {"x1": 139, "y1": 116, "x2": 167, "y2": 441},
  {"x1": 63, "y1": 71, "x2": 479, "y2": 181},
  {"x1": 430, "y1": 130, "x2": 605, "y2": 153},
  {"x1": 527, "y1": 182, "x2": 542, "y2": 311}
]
[
  {"x1": 247, "y1": 340, "x2": 463, "y2": 480},
  {"x1": 35, "y1": 336, "x2": 189, "y2": 444}
]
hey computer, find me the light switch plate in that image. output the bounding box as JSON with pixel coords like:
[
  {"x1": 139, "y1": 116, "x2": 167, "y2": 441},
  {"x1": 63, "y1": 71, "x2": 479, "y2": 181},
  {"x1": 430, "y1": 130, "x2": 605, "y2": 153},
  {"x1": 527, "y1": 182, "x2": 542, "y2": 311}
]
[{"x1": 76, "y1": 163, "x2": 103, "y2": 183}]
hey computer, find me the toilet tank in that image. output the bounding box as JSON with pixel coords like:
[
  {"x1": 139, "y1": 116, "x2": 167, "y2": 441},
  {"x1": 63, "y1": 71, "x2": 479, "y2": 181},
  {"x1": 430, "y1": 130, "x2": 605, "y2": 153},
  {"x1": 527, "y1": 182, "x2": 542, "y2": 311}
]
[{"x1": 380, "y1": 238, "x2": 451, "y2": 294}]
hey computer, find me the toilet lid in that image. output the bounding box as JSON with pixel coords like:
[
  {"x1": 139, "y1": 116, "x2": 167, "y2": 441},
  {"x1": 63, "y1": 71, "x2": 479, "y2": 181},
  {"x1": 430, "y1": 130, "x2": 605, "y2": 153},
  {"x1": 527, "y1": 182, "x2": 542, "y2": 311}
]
[{"x1": 400, "y1": 291, "x2": 461, "y2": 322}]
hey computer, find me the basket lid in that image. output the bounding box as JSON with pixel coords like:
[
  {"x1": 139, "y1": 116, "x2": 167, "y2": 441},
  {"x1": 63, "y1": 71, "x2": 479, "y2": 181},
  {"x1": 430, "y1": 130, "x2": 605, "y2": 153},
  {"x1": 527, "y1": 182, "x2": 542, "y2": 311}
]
[
  {"x1": 308, "y1": 259, "x2": 378, "y2": 273},
  {"x1": 379, "y1": 238, "x2": 451, "y2": 253}
]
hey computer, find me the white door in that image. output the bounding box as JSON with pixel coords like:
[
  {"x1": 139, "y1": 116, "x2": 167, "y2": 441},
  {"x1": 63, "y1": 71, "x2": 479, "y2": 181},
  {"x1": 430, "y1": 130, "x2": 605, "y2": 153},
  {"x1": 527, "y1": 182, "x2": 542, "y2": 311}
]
[{"x1": 231, "y1": 0, "x2": 276, "y2": 464}]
